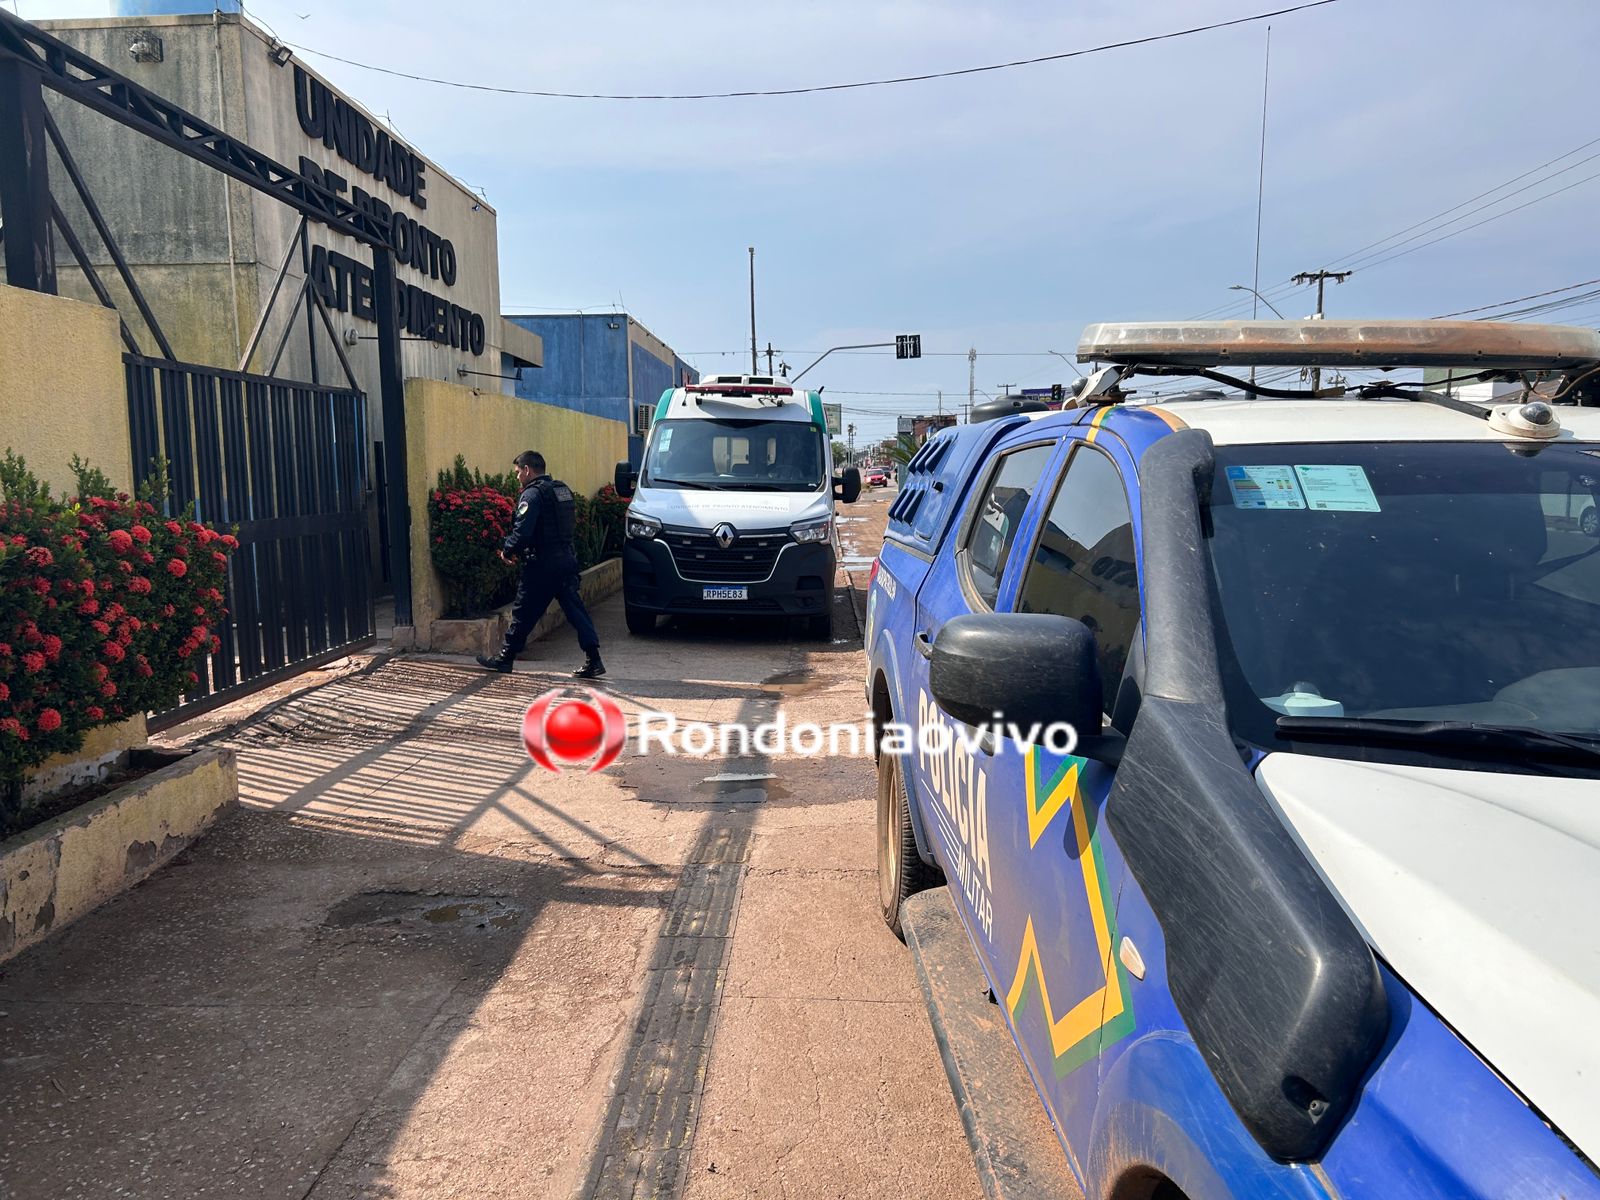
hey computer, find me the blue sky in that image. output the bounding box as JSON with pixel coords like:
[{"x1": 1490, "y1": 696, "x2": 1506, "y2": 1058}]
[{"x1": 16, "y1": 0, "x2": 1600, "y2": 445}]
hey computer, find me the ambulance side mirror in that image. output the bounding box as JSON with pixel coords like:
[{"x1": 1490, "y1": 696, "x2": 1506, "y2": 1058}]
[
  {"x1": 614, "y1": 461, "x2": 637, "y2": 498},
  {"x1": 930, "y1": 613, "x2": 1121, "y2": 762},
  {"x1": 834, "y1": 467, "x2": 861, "y2": 503}
]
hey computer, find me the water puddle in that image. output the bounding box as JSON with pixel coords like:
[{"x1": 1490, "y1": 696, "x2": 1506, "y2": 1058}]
[
  {"x1": 324, "y1": 891, "x2": 521, "y2": 932},
  {"x1": 692, "y1": 775, "x2": 792, "y2": 801},
  {"x1": 762, "y1": 668, "x2": 826, "y2": 698}
]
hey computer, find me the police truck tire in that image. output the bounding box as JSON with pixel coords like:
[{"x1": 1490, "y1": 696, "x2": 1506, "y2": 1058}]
[
  {"x1": 878, "y1": 747, "x2": 940, "y2": 941},
  {"x1": 625, "y1": 605, "x2": 655, "y2": 636},
  {"x1": 807, "y1": 609, "x2": 833, "y2": 640},
  {"x1": 1583, "y1": 506, "x2": 1598, "y2": 537}
]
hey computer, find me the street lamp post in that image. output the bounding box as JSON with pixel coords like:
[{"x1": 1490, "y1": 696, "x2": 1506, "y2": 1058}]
[
  {"x1": 1228, "y1": 283, "x2": 1285, "y2": 389},
  {"x1": 1228, "y1": 283, "x2": 1286, "y2": 319}
]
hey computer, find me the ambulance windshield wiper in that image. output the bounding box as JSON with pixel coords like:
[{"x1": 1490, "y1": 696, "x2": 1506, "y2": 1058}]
[
  {"x1": 647, "y1": 476, "x2": 719, "y2": 490},
  {"x1": 1275, "y1": 716, "x2": 1600, "y2": 762}
]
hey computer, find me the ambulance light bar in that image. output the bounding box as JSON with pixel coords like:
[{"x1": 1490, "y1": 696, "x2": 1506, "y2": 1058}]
[
  {"x1": 686, "y1": 383, "x2": 795, "y2": 397},
  {"x1": 1076, "y1": 320, "x2": 1600, "y2": 370}
]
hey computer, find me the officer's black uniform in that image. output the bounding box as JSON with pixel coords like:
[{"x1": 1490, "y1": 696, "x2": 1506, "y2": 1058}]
[{"x1": 477, "y1": 474, "x2": 604, "y2": 678}]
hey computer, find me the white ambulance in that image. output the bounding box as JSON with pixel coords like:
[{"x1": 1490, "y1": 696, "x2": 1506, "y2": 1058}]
[{"x1": 614, "y1": 375, "x2": 861, "y2": 638}]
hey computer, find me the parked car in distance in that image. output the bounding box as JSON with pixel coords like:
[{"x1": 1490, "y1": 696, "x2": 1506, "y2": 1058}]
[{"x1": 865, "y1": 466, "x2": 890, "y2": 488}]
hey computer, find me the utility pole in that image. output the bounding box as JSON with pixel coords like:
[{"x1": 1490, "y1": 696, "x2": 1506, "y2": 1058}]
[
  {"x1": 748, "y1": 246, "x2": 758, "y2": 375},
  {"x1": 997, "y1": 383, "x2": 1015, "y2": 397},
  {"x1": 847, "y1": 422, "x2": 856, "y2": 466},
  {"x1": 968, "y1": 347, "x2": 977, "y2": 411},
  {"x1": 1292, "y1": 268, "x2": 1353, "y2": 391},
  {"x1": 937, "y1": 389, "x2": 943, "y2": 418},
  {"x1": 764, "y1": 342, "x2": 776, "y2": 376}
]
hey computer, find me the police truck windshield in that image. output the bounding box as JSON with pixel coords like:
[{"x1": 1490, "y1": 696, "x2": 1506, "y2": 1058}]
[
  {"x1": 642, "y1": 418, "x2": 825, "y2": 492},
  {"x1": 1204, "y1": 441, "x2": 1600, "y2": 752}
]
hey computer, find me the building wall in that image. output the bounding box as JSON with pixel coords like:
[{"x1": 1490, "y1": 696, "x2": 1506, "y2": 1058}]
[
  {"x1": 507, "y1": 313, "x2": 697, "y2": 466},
  {"x1": 28, "y1": 14, "x2": 506, "y2": 435},
  {"x1": 630, "y1": 341, "x2": 674, "y2": 416},
  {"x1": 403, "y1": 377, "x2": 629, "y2": 638},
  {"x1": 0, "y1": 286, "x2": 133, "y2": 494},
  {"x1": 507, "y1": 314, "x2": 632, "y2": 422}
]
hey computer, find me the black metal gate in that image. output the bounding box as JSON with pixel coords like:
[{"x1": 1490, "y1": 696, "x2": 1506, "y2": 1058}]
[{"x1": 125, "y1": 357, "x2": 373, "y2": 730}]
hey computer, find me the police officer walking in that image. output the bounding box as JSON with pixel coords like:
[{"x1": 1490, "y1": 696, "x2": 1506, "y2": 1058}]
[{"x1": 476, "y1": 450, "x2": 606, "y2": 679}]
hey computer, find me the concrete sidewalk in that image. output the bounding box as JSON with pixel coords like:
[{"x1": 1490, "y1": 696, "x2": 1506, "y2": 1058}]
[{"x1": 0, "y1": 549, "x2": 978, "y2": 1198}]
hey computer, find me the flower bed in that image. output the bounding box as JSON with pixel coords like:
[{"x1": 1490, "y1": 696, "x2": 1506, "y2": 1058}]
[
  {"x1": 427, "y1": 456, "x2": 628, "y2": 619},
  {"x1": 0, "y1": 453, "x2": 236, "y2": 834}
]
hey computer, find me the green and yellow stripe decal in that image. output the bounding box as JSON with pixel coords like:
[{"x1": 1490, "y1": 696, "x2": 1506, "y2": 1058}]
[
  {"x1": 1006, "y1": 747, "x2": 1136, "y2": 1076},
  {"x1": 1085, "y1": 406, "x2": 1114, "y2": 444}
]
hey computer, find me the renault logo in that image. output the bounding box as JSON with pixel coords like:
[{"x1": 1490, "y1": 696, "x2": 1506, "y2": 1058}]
[{"x1": 713, "y1": 522, "x2": 737, "y2": 549}]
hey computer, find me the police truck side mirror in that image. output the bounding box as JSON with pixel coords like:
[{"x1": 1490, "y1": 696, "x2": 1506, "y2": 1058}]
[
  {"x1": 614, "y1": 461, "x2": 637, "y2": 499},
  {"x1": 930, "y1": 613, "x2": 1123, "y2": 763},
  {"x1": 834, "y1": 467, "x2": 861, "y2": 503}
]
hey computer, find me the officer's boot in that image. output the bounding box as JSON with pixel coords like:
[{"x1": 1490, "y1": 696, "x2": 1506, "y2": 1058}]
[
  {"x1": 573, "y1": 650, "x2": 605, "y2": 680},
  {"x1": 476, "y1": 646, "x2": 515, "y2": 673}
]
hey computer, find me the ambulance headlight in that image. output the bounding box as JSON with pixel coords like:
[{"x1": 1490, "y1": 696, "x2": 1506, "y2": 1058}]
[
  {"x1": 627, "y1": 514, "x2": 661, "y2": 540},
  {"x1": 790, "y1": 517, "x2": 831, "y2": 544}
]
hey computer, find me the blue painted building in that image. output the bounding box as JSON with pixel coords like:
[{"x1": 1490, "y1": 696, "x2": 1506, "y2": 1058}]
[{"x1": 503, "y1": 313, "x2": 698, "y2": 465}]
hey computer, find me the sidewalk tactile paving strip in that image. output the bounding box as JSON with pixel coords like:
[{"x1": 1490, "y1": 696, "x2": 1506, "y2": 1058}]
[{"x1": 584, "y1": 820, "x2": 751, "y2": 1199}]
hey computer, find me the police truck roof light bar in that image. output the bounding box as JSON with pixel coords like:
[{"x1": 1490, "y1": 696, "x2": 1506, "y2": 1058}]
[{"x1": 1077, "y1": 320, "x2": 1600, "y2": 370}]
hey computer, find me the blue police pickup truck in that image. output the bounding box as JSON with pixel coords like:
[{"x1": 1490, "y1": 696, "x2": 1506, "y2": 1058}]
[{"x1": 864, "y1": 319, "x2": 1600, "y2": 1200}]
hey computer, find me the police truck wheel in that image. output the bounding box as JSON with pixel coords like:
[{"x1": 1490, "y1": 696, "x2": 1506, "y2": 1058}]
[
  {"x1": 1583, "y1": 506, "x2": 1598, "y2": 537},
  {"x1": 807, "y1": 609, "x2": 833, "y2": 640},
  {"x1": 625, "y1": 605, "x2": 655, "y2": 636},
  {"x1": 877, "y1": 747, "x2": 939, "y2": 941}
]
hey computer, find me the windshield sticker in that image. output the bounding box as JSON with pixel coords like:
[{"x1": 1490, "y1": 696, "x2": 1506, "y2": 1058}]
[
  {"x1": 657, "y1": 428, "x2": 673, "y2": 454},
  {"x1": 1293, "y1": 465, "x2": 1382, "y2": 512},
  {"x1": 1224, "y1": 465, "x2": 1306, "y2": 510}
]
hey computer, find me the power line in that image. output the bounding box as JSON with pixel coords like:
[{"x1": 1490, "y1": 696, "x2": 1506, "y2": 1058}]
[
  {"x1": 284, "y1": 1, "x2": 1337, "y2": 101},
  {"x1": 1335, "y1": 137, "x2": 1600, "y2": 267},
  {"x1": 1338, "y1": 160, "x2": 1600, "y2": 275},
  {"x1": 1431, "y1": 276, "x2": 1600, "y2": 320},
  {"x1": 1191, "y1": 134, "x2": 1600, "y2": 321}
]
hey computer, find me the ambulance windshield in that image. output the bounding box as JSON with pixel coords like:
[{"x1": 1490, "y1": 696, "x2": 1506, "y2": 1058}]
[{"x1": 642, "y1": 418, "x2": 825, "y2": 492}]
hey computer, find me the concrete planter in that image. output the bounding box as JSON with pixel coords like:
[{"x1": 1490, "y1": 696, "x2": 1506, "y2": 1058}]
[
  {"x1": 0, "y1": 745, "x2": 237, "y2": 964},
  {"x1": 426, "y1": 557, "x2": 622, "y2": 655}
]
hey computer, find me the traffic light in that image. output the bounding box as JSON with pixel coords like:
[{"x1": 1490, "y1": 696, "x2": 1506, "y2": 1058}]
[{"x1": 1051, "y1": 382, "x2": 1064, "y2": 403}]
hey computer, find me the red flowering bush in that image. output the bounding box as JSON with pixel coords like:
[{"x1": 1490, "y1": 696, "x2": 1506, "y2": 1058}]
[
  {"x1": 1, "y1": 452, "x2": 236, "y2": 828},
  {"x1": 426, "y1": 457, "x2": 623, "y2": 617},
  {"x1": 0, "y1": 457, "x2": 101, "y2": 793},
  {"x1": 428, "y1": 457, "x2": 518, "y2": 617}
]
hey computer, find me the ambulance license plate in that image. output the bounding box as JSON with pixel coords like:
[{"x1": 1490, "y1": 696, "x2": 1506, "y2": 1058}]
[{"x1": 703, "y1": 586, "x2": 747, "y2": 601}]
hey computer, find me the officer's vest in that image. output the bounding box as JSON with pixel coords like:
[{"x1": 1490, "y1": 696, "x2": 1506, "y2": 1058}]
[{"x1": 531, "y1": 477, "x2": 577, "y2": 556}]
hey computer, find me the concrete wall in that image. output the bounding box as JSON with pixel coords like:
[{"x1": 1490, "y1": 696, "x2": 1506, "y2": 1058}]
[
  {"x1": 25, "y1": 716, "x2": 149, "y2": 805},
  {"x1": 402, "y1": 377, "x2": 630, "y2": 639},
  {"x1": 1, "y1": 746, "x2": 235, "y2": 964},
  {"x1": 0, "y1": 285, "x2": 133, "y2": 494}
]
